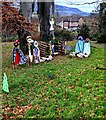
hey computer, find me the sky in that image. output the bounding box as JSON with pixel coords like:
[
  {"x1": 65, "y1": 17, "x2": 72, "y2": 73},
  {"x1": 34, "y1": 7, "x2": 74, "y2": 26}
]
[
  {"x1": 8, "y1": 0, "x2": 103, "y2": 13},
  {"x1": 55, "y1": 0, "x2": 102, "y2": 13}
]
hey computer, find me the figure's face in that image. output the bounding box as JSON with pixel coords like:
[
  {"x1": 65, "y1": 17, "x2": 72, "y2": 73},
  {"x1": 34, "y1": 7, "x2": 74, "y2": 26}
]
[
  {"x1": 52, "y1": 18, "x2": 54, "y2": 21},
  {"x1": 27, "y1": 38, "x2": 33, "y2": 43},
  {"x1": 14, "y1": 43, "x2": 19, "y2": 47},
  {"x1": 34, "y1": 41, "x2": 38, "y2": 47}
]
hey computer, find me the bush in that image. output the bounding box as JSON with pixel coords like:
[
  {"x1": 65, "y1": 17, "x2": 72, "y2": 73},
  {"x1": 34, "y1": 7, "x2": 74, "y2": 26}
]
[
  {"x1": 91, "y1": 29, "x2": 106, "y2": 43},
  {"x1": 90, "y1": 32, "x2": 100, "y2": 41},
  {"x1": 79, "y1": 24, "x2": 90, "y2": 40},
  {"x1": 97, "y1": 2, "x2": 106, "y2": 43},
  {"x1": 97, "y1": 28, "x2": 106, "y2": 43},
  {"x1": 54, "y1": 29, "x2": 73, "y2": 42},
  {"x1": 2, "y1": 34, "x2": 18, "y2": 42},
  {"x1": 97, "y1": 34, "x2": 106, "y2": 43}
]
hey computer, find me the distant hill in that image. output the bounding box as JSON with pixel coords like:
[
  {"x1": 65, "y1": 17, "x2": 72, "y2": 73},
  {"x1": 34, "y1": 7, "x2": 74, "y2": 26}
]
[
  {"x1": 55, "y1": 4, "x2": 90, "y2": 16},
  {"x1": 11, "y1": 2, "x2": 90, "y2": 16},
  {"x1": 34, "y1": 3, "x2": 90, "y2": 16}
]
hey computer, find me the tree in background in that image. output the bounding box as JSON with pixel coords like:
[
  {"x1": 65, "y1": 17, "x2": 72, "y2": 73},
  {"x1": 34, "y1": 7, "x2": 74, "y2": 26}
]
[
  {"x1": 98, "y1": 2, "x2": 106, "y2": 43},
  {"x1": 19, "y1": 1, "x2": 55, "y2": 42},
  {"x1": 37, "y1": 1, "x2": 54, "y2": 42},
  {"x1": 20, "y1": 2, "x2": 32, "y2": 23},
  {"x1": 19, "y1": 2, "x2": 33, "y2": 53},
  {"x1": 79, "y1": 24, "x2": 90, "y2": 40},
  {"x1": 2, "y1": 2, "x2": 38, "y2": 53}
]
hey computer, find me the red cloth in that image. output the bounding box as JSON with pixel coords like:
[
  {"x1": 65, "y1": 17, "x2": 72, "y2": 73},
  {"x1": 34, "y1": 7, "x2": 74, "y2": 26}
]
[{"x1": 13, "y1": 51, "x2": 20, "y2": 65}]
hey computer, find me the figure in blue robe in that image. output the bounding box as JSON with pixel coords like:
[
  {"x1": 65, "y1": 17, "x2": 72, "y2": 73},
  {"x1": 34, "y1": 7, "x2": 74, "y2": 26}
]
[
  {"x1": 75, "y1": 36, "x2": 84, "y2": 54},
  {"x1": 12, "y1": 40, "x2": 28, "y2": 65}
]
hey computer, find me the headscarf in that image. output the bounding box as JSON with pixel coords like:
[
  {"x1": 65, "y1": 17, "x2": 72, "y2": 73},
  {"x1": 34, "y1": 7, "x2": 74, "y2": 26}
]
[{"x1": 78, "y1": 36, "x2": 83, "y2": 41}]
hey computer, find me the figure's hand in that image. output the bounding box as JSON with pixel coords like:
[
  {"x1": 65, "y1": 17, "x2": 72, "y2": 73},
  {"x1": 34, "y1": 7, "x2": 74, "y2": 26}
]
[{"x1": 27, "y1": 42, "x2": 30, "y2": 46}]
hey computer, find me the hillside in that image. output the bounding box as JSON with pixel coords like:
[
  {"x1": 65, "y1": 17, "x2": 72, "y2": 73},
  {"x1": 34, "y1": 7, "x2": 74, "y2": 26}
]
[
  {"x1": 34, "y1": 3, "x2": 90, "y2": 16},
  {"x1": 55, "y1": 4, "x2": 90, "y2": 16}
]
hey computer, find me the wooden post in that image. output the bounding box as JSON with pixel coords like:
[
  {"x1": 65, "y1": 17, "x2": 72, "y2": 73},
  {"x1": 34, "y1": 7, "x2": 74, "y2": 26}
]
[
  {"x1": 64, "y1": 41, "x2": 67, "y2": 54},
  {"x1": 49, "y1": 41, "x2": 52, "y2": 55}
]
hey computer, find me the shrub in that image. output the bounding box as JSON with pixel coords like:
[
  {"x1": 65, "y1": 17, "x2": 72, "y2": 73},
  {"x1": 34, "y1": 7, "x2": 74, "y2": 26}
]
[
  {"x1": 2, "y1": 34, "x2": 18, "y2": 42},
  {"x1": 97, "y1": 28, "x2": 106, "y2": 43},
  {"x1": 91, "y1": 32, "x2": 100, "y2": 41},
  {"x1": 97, "y1": 2, "x2": 106, "y2": 43},
  {"x1": 54, "y1": 29, "x2": 72, "y2": 42},
  {"x1": 79, "y1": 24, "x2": 90, "y2": 40}
]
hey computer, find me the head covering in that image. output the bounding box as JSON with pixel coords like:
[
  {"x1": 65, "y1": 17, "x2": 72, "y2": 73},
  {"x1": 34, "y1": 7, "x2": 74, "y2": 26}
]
[
  {"x1": 15, "y1": 39, "x2": 19, "y2": 43},
  {"x1": 78, "y1": 36, "x2": 83, "y2": 41},
  {"x1": 85, "y1": 38, "x2": 90, "y2": 42},
  {"x1": 14, "y1": 39, "x2": 19, "y2": 47},
  {"x1": 51, "y1": 17, "x2": 54, "y2": 21},
  {"x1": 26, "y1": 36, "x2": 33, "y2": 43},
  {"x1": 26, "y1": 36, "x2": 31, "y2": 40},
  {"x1": 34, "y1": 40, "x2": 38, "y2": 48}
]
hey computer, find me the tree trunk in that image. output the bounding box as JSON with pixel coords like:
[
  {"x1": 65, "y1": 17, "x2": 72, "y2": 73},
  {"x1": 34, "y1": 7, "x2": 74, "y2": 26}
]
[
  {"x1": 17, "y1": 30, "x2": 30, "y2": 55},
  {"x1": 37, "y1": 2, "x2": 50, "y2": 41},
  {"x1": 98, "y1": 2, "x2": 106, "y2": 43},
  {"x1": 19, "y1": 2, "x2": 32, "y2": 54},
  {"x1": 37, "y1": 1, "x2": 54, "y2": 42},
  {"x1": 20, "y1": 2, "x2": 32, "y2": 22},
  {"x1": 50, "y1": 2, "x2": 54, "y2": 18}
]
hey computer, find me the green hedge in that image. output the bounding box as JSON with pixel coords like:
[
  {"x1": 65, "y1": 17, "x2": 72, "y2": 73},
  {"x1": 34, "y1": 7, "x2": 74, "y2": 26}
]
[{"x1": 54, "y1": 29, "x2": 73, "y2": 42}]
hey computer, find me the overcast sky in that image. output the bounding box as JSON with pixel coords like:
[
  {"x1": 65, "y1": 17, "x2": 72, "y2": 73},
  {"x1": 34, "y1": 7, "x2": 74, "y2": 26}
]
[
  {"x1": 8, "y1": 0, "x2": 103, "y2": 13},
  {"x1": 55, "y1": 0, "x2": 101, "y2": 13}
]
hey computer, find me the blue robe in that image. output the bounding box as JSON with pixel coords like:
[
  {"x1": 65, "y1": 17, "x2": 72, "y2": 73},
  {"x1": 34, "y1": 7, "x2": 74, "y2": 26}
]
[
  {"x1": 12, "y1": 47, "x2": 28, "y2": 65},
  {"x1": 75, "y1": 40, "x2": 84, "y2": 54},
  {"x1": 19, "y1": 50, "x2": 28, "y2": 65}
]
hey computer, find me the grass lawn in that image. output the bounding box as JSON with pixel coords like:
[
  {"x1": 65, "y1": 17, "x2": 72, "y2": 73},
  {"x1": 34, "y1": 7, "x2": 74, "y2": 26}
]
[{"x1": 2, "y1": 41, "x2": 105, "y2": 119}]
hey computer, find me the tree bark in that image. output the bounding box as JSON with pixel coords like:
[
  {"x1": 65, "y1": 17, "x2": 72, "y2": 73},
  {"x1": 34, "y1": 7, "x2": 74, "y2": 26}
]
[
  {"x1": 17, "y1": 30, "x2": 30, "y2": 55},
  {"x1": 20, "y1": 2, "x2": 32, "y2": 22},
  {"x1": 98, "y1": 2, "x2": 106, "y2": 43},
  {"x1": 37, "y1": 2, "x2": 50, "y2": 41},
  {"x1": 19, "y1": 2, "x2": 33, "y2": 53},
  {"x1": 37, "y1": 1, "x2": 54, "y2": 42}
]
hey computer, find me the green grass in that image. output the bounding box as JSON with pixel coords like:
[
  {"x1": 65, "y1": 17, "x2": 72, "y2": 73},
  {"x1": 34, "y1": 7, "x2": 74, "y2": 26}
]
[{"x1": 2, "y1": 41, "x2": 105, "y2": 119}]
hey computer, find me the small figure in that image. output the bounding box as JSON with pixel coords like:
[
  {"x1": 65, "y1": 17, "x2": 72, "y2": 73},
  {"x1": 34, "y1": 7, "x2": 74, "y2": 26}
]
[
  {"x1": 83, "y1": 38, "x2": 90, "y2": 57},
  {"x1": 69, "y1": 36, "x2": 84, "y2": 58},
  {"x1": 49, "y1": 17, "x2": 55, "y2": 39},
  {"x1": 33, "y1": 40, "x2": 40, "y2": 63},
  {"x1": 75, "y1": 36, "x2": 84, "y2": 54},
  {"x1": 52, "y1": 44, "x2": 55, "y2": 54},
  {"x1": 26, "y1": 36, "x2": 34, "y2": 63},
  {"x1": 12, "y1": 40, "x2": 28, "y2": 69},
  {"x1": 12, "y1": 40, "x2": 20, "y2": 67},
  {"x1": 3, "y1": 73, "x2": 9, "y2": 93}
]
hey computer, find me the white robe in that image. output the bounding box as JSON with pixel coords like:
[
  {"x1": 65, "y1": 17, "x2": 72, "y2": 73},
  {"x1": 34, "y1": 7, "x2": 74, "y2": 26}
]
[{"x1": 83, "y1": 42, "x2": 90, "y2": 56}]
